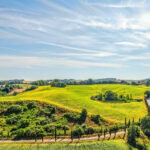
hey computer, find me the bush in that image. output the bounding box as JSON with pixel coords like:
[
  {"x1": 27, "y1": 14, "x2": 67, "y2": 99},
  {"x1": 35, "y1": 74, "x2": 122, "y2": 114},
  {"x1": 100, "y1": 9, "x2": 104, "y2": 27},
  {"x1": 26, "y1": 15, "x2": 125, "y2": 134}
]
[
  {"x1": 27, "y1": 101, "x2": 36, "y2": 109},
  {"x1": 25, "y1": 86, "x2": 37, "y2": 91},
  {"x1": 104, "y1": 91, "x2": 118, "y2": 101},
  {"x1": 91, "y1": 114, "x2": 102, "y2": 125},
  {"x1": 85, "y1": 126, "x2": 95, "y2": 135},
  {"x1": 51, "y1": 82, "x2": 66, "y2": 87},
  {"x1": 141, "y1": 116, "x2": 150, "y2": 137},
  {"x1": 25, "y1": 126, "x2": 46, "y2": 138},
  {"x1": 79, "y1": 109, "x2": 87, "y2": 124},
  {"x1": 5, "y1": 105, "x2": 22, "y2": 115},
  {"x1": 72, "y1": 126, "x2": 84, "y2": 138},
  {"x1": 64, "y1": 112, "x2": 80, "y2": 123},
  {"x1": 36, "y1": 118, "x2": 51, "y2": 126},
  {"x1": 44, "y1": 124, "x2": 55, "y2": 133},
  {"x1": 127, "y1": 125, "x2": 141, "y2": 147},
  {"x1": 19, "y1": 118, "x2": 30, "y2": 128},
  {"x1": 6, "y1": 115, "x2": 21, "y2": 124}
]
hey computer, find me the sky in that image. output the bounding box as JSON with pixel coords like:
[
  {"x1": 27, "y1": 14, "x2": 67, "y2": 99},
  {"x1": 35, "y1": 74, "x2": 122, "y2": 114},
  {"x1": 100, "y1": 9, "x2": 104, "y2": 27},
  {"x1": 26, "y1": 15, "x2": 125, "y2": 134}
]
[{"x1": 0, "y1": 0, "x2": 150, "y2": 80}]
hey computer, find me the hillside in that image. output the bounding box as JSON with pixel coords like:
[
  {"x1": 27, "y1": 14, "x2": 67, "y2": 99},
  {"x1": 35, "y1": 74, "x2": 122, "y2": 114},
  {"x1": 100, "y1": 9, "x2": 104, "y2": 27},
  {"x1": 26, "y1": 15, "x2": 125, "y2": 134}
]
[{"x1": 0, "y1": 84, "x2": 149, "y2": 123}]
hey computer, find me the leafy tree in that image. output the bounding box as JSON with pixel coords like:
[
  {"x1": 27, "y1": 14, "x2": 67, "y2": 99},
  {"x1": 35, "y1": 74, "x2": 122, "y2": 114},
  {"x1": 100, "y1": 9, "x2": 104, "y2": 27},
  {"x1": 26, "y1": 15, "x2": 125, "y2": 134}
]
[
  {"x1": 85, "y1": 126, "x2": 95, "y2": 135},
  {"x1": 62, "y1": 125, "x2": 70, "y2": 135},
  {"x1": 19, "y1": 118, "x2": 30, "y2": 128},
  {"x1": 6, "y1": 115, "x2": 21, "y2": 125},
  {"x1": 141, "y1": 116, "x2": 150, "y2": 137},
  {"x1": 5, "y1": 105, "x2": 22, "y2": 115},
  {"x1": 127, "y1": 125, "x2": 140, "y2": 147},
  {"x1": 104, "y1": 91, "x2": 118, "y2": 101},
  {"x1": 79, "y1": 109, "x2": 87, "y2": 124},
  {"x1": 72, "y1": 126, "x2": 84, "y2": 139},
  {"x1": 27, "y1": 101, "x2": 36, "y2": 109},
  {"x1": 145, "y1": 91, "x2": 150, "y2": 99},
  {"x1": 91, "y1": 114, "x2": 102, "y2": 125}
]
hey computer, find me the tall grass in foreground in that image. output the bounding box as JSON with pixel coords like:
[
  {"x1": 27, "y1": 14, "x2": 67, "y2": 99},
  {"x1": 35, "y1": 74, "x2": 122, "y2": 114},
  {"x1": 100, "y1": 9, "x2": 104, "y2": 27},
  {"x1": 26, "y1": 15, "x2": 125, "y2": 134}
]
[{"x1": 0, "y1": 140, "x2": 135, "y2": 150}]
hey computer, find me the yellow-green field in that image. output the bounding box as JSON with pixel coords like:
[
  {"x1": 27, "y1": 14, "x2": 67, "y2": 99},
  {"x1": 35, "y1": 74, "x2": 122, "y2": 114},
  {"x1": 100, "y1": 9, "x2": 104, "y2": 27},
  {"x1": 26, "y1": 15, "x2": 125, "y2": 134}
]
[
  {"x1": 0, "y1": 84, "x2": 149, "y2": 123},
  {"x1": 0, "y1": 140, "x2": 138, "y2": 150}
]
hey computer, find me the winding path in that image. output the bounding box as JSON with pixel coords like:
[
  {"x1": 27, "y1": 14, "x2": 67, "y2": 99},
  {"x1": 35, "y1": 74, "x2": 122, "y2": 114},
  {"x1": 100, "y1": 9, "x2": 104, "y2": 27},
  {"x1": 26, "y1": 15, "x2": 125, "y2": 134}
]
[{"x1": 0, "y1": 131, "x2": 125, "y2": 143}]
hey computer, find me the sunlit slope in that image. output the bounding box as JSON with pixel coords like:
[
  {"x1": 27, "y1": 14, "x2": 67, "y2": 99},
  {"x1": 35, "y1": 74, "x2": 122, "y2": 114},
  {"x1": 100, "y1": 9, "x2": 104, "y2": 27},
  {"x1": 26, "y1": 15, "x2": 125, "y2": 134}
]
[{"x1": 0, "y1": 84, "x2": 149, "y2": 123}]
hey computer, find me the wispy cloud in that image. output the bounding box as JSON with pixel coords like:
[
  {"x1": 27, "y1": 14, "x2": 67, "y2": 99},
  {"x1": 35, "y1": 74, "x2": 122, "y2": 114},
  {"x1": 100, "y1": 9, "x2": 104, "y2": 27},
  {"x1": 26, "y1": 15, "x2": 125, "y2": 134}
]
[
  {"x1": 40, "y1": 41, "x2": 99, "y2": 53},
  {"x1": 115, "y1": 42, "x2": 146, "y2": 48},
  {"x1": 0, "y1": 55, "x2": 122, "y2": 68}
]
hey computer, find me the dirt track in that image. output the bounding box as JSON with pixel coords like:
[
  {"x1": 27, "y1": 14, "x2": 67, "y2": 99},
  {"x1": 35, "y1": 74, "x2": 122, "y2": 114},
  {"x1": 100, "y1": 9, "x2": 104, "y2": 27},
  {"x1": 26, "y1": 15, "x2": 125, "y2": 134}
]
[{"x1": 0, "y1": 131, "x2": 125, "y2": 143}]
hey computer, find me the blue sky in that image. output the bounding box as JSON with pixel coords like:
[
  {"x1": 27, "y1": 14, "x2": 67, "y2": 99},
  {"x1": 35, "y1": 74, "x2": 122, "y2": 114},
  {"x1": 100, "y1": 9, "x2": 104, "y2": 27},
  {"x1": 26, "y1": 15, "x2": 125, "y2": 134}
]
[{"x1": 0, "y1": 0, "x2": 150, "y2": 80}]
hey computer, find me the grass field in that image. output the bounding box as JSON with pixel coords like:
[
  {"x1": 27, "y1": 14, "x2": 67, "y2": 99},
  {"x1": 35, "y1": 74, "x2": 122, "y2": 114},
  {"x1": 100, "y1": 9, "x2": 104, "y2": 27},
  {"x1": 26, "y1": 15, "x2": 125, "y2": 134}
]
[
  {"x1": 0, "y1": 140, "x2": 137, "y2": 150},
  {"x1": 0, "y1": 84, "x2": 149, "y2": 123}
]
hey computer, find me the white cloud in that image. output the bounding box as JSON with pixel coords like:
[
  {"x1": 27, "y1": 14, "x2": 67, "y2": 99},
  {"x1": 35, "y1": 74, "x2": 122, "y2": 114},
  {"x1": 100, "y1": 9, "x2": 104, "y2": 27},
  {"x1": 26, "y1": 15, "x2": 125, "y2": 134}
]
[
  {"x1": 115, "y1": 41, "x2": 146, "y2": 48},
  {"x1": 0, "y1": 55, "x2": 122, "y2": 68},
  {"x1": 63, "y1": 18, "x2": 113, "y2": 29},
  {"x1": 40, "y1": 41, "x2": 99, "y2": 53}
]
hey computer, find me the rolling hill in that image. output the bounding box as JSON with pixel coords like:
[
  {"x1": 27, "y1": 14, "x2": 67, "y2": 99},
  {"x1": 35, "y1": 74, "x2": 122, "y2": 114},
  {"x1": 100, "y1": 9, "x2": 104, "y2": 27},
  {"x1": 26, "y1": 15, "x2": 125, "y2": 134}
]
[{"x1": 0, "y1": 84, "x2": 149, "y2": 123}]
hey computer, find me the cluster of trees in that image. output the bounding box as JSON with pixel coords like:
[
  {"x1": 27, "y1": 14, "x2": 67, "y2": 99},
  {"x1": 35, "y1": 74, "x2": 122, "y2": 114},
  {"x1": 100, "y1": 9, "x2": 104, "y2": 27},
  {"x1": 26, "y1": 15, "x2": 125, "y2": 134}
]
[
  {"x1": 51, "y1": 79, "x2": 66, "y2": 87},
  {"x1": 91, "y1": 91, "x2": 133, "y2": 102},
  {"x1": 145, "y1": 91, "x2": 150, "y2": 99},
  {"x1": 0, "y1": 84, "x2": 22, "y2": 96},
  {"x1": 0, "y1": 80, "x2": 23, "y2": 85},
  {"x1": 31, "y1": 80, "x2": 49, "y2": 86}
]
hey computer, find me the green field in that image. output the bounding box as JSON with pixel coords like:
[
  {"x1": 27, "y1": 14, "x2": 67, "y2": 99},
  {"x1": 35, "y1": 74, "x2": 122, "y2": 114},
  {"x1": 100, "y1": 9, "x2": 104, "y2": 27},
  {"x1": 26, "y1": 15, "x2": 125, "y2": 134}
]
[
  {"x1": 0, "y1": 84, "x2": 149, "y2": 123},
  {"x1": 0, "y1": 140, "x2": 137, "y2": 150}
]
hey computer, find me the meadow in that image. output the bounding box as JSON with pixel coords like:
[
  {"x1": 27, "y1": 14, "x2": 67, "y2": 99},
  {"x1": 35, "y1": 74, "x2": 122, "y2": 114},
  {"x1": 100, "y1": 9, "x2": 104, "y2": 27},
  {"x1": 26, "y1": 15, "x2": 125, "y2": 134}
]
[
  {"x1": 0, "y1": 140, "x2": 137, "y2": 150},
  {"x1": 0, "y1": 84, "x2": 149, "y2": 123}
]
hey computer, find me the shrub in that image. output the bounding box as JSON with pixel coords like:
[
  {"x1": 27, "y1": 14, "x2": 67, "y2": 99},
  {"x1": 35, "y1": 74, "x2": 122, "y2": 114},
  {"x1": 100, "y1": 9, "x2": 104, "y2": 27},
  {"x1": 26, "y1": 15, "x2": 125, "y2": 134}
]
[
  {"x1": 141, "y1": 116, "x2": 150, "y2": 137},
  {"x1": 25, "y1": 126, "x2": 46, "y2": 138},
  {"x1": 64, "y1": 112, "x2": 80, "y2": 123},
  {"x1": 27, "y1": 101, "x2": 36, "y2": 109},
  {"x1": 44, "y1": 124, "x2": 55, "y2": 133},
  {"x1": 19, "y1": 118, "x2": 30, "y2": 128},
  {"x1": 25, "y1": 86, "x2": 37, "y2": 91},
  {"x1": 79, "y1": 109, "x2": 87, "y2": 124},
  {"x1": 127, "y1": 125, "x2": 141, "y2": 147},
  {"x1": 85, "y1": 126, "x2": 95, "y2": 135},
  {"x1": 51, "y1": 82, "x2": 66, "y2": 87},
  {"x1": 15, "y1": 128, "x2": 25, "y2": 138},
  {"x1": 36, "y1": 118, "x2": 51, "y2": 126},
  {"x1": 6, "y1": 115, "x2": 21, "y2": 124},
  {"x1": 72, "y1": 126, "x2": 84, "y2": 138},
  {"x1": 104, "y1": 91, "x2": 118, "y2": 101},
  {"x1": 62, "y1": 125, "x2": 70, "y2": 135},
  {"x1": 91, "y1": 114, "x2": 102, "y2": 125},
  {"x1": 5, "y1": 105, "x2": 22, "y2": 115}
]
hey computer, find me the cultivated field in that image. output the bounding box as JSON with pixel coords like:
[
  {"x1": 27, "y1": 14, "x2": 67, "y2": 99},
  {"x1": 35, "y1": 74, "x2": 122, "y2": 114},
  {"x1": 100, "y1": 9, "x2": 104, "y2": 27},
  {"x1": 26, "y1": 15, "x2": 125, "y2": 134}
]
[
  {"x1": 0, "y1": 84, "x2": 149, "y2": 123},
  {"x1": 0, "y1": 140, "x2": 135, "y2": 150}
]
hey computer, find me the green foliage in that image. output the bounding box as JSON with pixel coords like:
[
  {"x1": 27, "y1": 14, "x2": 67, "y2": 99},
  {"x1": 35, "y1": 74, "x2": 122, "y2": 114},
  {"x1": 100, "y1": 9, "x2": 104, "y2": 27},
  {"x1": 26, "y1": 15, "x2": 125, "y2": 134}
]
[
  {"x1": 64, "y1": 112, "x2": 80, "y2": 123},
  {"x1": 85, "y1": 126, "x2": 95, "y2": 135},
  {"x1": 31, "y1": 80, "x2": 49, "y2": 86},
  {"x1": 79, "y1": 109, "x2": 87, "y2": 124},
  {"x1": 6, "y1": 115, "x2": 21, "y2": 125},
  {"x1": 72, "y1": 126, "x2": 84, "y2": 138},
  {"x1": 91, "y1": 114, "x2": 102, "y2": 125},
  {"x1": 25, "y1": 86, "x2": 37, "y2": 92},
  {"x1": 27, "y1": 101, "x2": 36, "y2": 109},
  {"x1": 19, "y1": 118, "x2": 30, "y2": 128},
  {"x1": 15, "y1": 126, "x2": 46, "y2": 139},
  {"x1": 141, "y1": 116, "x2": 150, "y2": 137},
  {"x1": 127, "y1": 125, "x2": 141, "y2": 147},
  {"x1": 51, "y1": 81, "x2": 66, "y2": 87},
  {"x1": 5, "y1": 105, "x2": 22, "y2": 115},
  {"x1": 91, "y1": 90, "x2": 132, "y2": 102},
  {"x1": 104, "y1": 91, "x2": 118, "y2": 101},
  {"x1": 145, "y1": 91, "x2": 150, "y2": 98}
]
